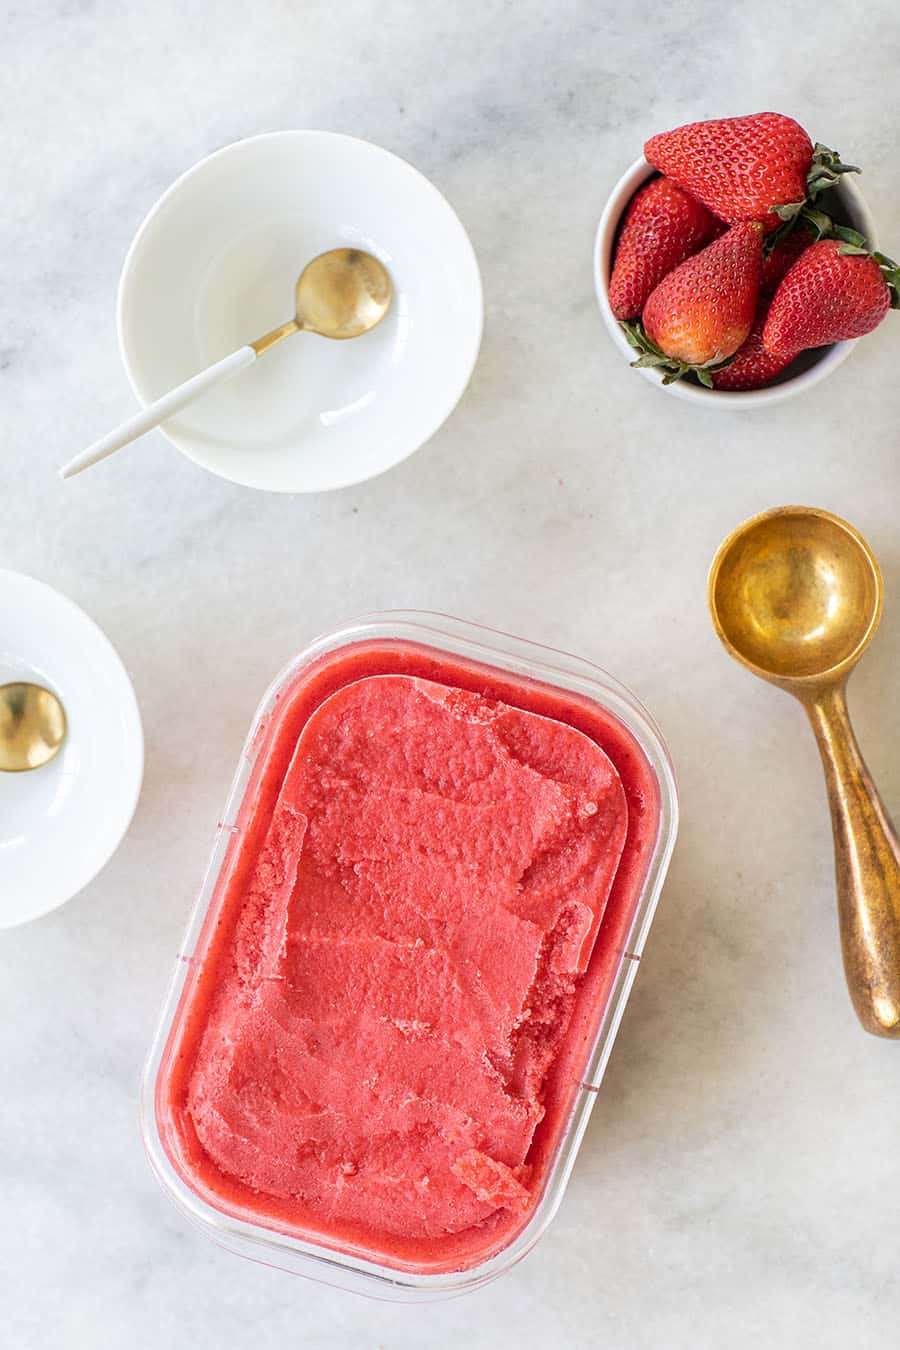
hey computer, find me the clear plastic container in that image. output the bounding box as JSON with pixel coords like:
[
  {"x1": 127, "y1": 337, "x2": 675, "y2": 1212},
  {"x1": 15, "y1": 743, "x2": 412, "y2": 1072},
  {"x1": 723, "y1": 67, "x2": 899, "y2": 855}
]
[{"x1": 141, "y1": 612, "x2": 678, "y2": 1300}]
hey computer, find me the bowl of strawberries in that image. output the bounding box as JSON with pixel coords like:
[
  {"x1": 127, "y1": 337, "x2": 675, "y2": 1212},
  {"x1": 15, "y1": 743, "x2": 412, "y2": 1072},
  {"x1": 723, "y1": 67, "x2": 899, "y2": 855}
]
[{"x1": 595, "y1": 112, "x2": 898, "y2": 405}]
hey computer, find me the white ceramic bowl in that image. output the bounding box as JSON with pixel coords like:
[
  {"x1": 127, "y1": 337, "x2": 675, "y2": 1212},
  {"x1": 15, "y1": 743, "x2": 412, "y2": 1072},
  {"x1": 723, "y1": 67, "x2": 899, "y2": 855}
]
[
  {"x1": 118, "y1": 131, "x2": 483, "y2": 492},
  {"x1": 0, "y1": 571, "x2": 144, "y2": 928},
  {"x1": 594, "y1": 157, "x2": 878, "y2": 408}
]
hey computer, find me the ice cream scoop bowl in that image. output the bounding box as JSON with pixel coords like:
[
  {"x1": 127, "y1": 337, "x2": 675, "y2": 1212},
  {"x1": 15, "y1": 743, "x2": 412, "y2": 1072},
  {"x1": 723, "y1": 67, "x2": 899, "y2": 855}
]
[{"x1": 709, "y1": 505, "x2": 900, "y2": 1037}]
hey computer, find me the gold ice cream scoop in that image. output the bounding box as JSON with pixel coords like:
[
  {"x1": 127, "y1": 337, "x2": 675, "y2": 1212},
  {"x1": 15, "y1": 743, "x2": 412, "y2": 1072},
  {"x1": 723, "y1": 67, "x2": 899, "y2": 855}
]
[{"x1": 709, "y1": 505, "x2": 900, "y2": 1038}]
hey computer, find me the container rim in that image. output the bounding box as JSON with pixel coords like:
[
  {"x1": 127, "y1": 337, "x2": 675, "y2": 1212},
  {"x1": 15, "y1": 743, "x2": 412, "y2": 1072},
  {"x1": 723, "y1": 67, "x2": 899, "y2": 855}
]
[{"x1": 140, "y1": 610, "x2": 679, "y2": 1300}]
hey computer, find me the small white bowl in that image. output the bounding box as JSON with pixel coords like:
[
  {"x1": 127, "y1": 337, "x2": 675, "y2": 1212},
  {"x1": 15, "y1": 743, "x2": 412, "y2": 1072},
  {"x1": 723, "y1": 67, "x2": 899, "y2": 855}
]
[
  {"x1": 0, "y1": 571, "x2": 144, "y2": 928},
  {"x1": 118, "y1": 131, "x2": 483, "y2": 492},
  {"x1": 594, "y1": 156, "x2": 878, "y2": 408}
]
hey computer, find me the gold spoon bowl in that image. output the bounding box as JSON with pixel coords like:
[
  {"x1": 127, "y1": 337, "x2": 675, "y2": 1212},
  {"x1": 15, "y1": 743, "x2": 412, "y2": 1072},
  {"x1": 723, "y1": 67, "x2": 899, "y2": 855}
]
[
  {"x1": 252, "y1": 247, "x2": 392, "y2": 354},
  {"x1": 709, "y1": 506, "x2": 900, "y2": 1037},
  {"x1": 0, "y1": 682, "x2": 67, "y2": 772}
]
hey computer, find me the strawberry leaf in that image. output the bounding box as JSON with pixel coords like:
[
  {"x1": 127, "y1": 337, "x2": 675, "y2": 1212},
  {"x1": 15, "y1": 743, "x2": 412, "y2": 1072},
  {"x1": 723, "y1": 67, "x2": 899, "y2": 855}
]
[
  {"x1": 874, "y1": 256, "x2": 900, "y2": 308},
  {"x1": 619, "y1": 321, "x2": 735, "y2": 387},
  {"x1": 801, "y1": 206, "x2": 834, "y2": 239},
  {"x1": 631, "y1": 353, "x2": 670, "y2": 369},
  {"x1": 807, "y1": 144, "x2": 861, "y2": 197},
  {"x1": 773, "y1": 201, "x2": 804, "y2": 222},
  {"x1": 833, "y1": 224, "x2": 870, "y2": 248},
  {"x1": 767, "y1": 150, "x2": 867, "y2": 255},
  {"x1": 620, "y1": 320, "x2": 659, "y2": 355}
]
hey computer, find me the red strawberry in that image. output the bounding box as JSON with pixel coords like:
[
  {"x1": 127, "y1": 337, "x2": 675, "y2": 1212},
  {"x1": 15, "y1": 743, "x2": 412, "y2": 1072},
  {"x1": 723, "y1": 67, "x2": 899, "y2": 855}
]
[
  {"x1": 763, "y1": 238, "x2": 897, "y2": 357},
  {"x1": 760, "y1": 227, "x2": 815, "y2": 295},
  {"x1": 645, "y1": 113, "x2": 813, "y2": 231},
  {"x1": 640, "y1": 221, "x2": 763, "y2": 371},
  {"x1": 711, "y1": 300, "x2": 795, "y2": 390},
  {"x1": 609, "y1": 176, "x2": 721, "y2": 320}
]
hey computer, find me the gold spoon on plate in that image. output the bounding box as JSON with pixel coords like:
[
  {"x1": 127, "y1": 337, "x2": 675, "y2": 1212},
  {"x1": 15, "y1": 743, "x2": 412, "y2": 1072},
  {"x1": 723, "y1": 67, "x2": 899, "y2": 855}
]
[
  {"x1": 709, "y1": 505, "x2": 900, "y2": 1038},
  {"x1": 0, "y1": 682, "x2": 67, "y2": 771},
  {"x1": 61, "y1": 247, "x2": 392, "y2": 480}
]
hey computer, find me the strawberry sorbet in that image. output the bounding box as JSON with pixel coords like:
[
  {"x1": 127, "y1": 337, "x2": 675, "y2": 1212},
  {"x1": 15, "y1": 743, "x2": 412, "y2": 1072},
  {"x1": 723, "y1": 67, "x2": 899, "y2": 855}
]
[{"x1": 156, "y1": 642, "x2": 661, "y2": 1272}]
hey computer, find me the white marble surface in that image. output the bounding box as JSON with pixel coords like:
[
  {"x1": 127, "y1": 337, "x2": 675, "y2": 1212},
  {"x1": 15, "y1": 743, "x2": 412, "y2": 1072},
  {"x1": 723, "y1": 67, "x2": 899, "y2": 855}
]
[{"x1": 4, "y1": 3, "x2": 900, "y2": 1346}]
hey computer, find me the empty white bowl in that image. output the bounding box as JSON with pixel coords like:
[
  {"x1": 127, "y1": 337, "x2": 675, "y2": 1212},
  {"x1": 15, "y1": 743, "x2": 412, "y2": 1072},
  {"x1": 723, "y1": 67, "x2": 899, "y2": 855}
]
[
  {"x1": 0, "y1": 571, "x2": 144, "y2": 928},
  {"x1": 118, "y1": 131, "x2": 483, "y2": 492},
  {"x1": 594, "y1": 156, "x2": 878, "y2": 408}
]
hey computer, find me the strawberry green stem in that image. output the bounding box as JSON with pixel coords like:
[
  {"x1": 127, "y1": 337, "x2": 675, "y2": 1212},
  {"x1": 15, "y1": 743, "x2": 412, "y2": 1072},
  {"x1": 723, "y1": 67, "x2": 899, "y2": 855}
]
[
  {"x1": 764, "y1": 143, "x2": 862, "y2": 257},
  {"x1": 805, "y1": 143, "x2": 862, "y2": 194},
  {"x1": 833, "y1": 226, "x2": 900, "y2": 308},
  {"x1": 619, "y1": 321, "x2": 735, "y2": 388}
]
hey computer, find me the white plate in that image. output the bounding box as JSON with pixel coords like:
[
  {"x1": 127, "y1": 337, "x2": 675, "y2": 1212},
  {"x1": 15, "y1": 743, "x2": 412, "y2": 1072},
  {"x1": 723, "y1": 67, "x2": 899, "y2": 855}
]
[
  {"x1": 117, "y1": 131, "x2": 484, "y2": 492},
  {"x1": 0, "y1": 571, "x2": 144, "y2": 928}
]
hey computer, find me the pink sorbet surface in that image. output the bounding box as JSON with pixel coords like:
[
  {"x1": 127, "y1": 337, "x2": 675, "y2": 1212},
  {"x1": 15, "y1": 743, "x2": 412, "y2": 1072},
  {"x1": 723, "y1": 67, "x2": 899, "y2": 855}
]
[{"x1": 183, "y1": 674, "x2": 628, "y2": 1254}]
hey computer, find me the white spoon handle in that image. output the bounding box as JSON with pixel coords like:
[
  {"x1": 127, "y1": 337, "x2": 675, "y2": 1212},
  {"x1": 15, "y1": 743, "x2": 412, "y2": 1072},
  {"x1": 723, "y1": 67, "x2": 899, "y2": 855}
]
[{"x1": 59, "y1": 345, "x2": 258, "y2": 480}]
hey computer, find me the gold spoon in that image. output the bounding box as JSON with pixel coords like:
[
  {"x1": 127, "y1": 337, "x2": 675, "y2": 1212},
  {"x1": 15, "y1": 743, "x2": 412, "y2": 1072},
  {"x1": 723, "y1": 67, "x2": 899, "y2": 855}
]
[
  {"x1": 0, "y1": 682, "x2": 67, "y2": 772},
  {"x1": 709, "y1": 505, "x2": 900, "y2": 1038},
  {"x1": 60, "y1": 247, "x2": 393, "y2": 480}
]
